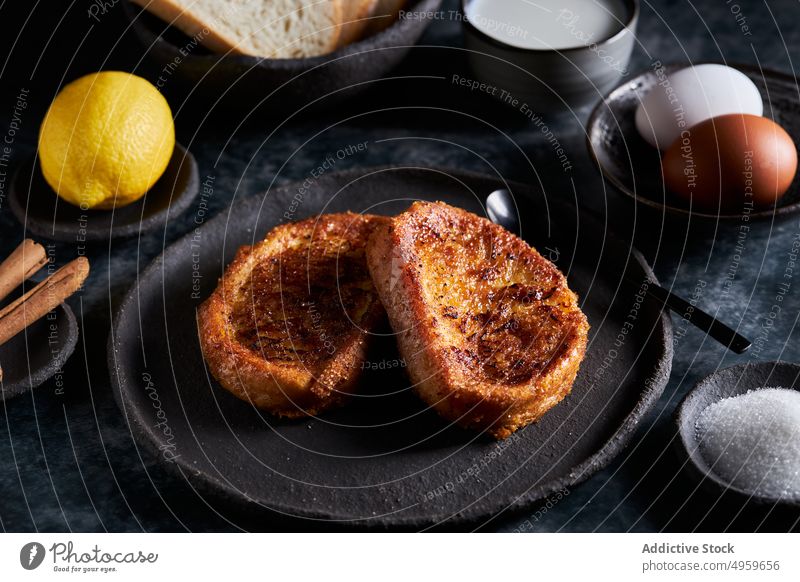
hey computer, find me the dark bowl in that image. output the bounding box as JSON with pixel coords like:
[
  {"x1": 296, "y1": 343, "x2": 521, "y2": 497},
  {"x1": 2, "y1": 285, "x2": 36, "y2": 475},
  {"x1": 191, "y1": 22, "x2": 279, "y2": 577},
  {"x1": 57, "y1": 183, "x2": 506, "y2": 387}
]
[
  {"x1": 676, "y1": 361, "x2": 800, "y2": 508},
  {"x1": 10, "y1": 142, "x2": 199, "y2": 242},
  {"x1": 124, "y1": 0, "x2": 443, "y2": 112},
  {"x1": 461, "y1": 0, "x2": 638, "y2": 112},
  {"x1": 587, "y1": 63, "x2": 800, "y2": 226},
  {"x1": 0, "y1": 298, "x2": 78, "y2": 400}
]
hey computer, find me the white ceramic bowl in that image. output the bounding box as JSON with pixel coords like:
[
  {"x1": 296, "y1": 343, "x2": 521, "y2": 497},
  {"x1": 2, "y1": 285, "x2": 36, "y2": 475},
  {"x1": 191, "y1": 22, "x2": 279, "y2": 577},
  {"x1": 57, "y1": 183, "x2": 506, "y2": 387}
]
[{"x1": 462, "y1": 0, "x2": 639, "y2": 112}]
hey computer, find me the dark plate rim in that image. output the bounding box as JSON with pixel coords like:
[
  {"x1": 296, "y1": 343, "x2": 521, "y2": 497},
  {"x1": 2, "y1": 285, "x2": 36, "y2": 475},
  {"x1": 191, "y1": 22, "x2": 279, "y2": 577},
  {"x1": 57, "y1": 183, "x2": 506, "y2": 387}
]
[
  {"x1": 675, "y1": 360, "x2": 800, "y2": 508},
  {"x1": 585, "y1": 62, "x2": 800, "y2": 222},
  {"x1": 107, "y1": 165, "x2": 674, "y2": 528},
  {"x1": 0, "y1": 302, "x2": 78, "y2": 399},
  {"x1": 9, "y1": 142, "x2": 200, "y2": 242},
  {"x1": 124, "y1": 0, "x2": 443, "y2": 69}
]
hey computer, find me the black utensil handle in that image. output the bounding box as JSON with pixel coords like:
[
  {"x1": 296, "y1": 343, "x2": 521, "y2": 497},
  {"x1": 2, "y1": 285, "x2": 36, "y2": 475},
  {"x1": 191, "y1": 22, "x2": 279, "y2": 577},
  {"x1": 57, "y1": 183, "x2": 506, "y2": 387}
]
[{"x1": 645, "y1": 283, "x2": 752, "y2": 354}]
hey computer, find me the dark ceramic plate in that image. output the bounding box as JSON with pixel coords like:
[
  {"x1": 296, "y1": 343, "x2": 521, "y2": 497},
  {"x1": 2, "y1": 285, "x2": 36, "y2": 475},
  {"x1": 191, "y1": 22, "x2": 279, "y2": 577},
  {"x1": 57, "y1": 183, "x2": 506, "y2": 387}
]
[
  {"x1": 587, "y1": 63, "x2": 800, "y2": 223},
  {"x1": 676, "y1": 361, "x2": 800, "y2": 507},
  {"x1": 108, "y1": 166, "x2": 673, "y2": 529},
  {"x1": 0, "y1": 290, "x2": 78, "y2": 400},
  {"x1": 10, "y1": 143, "x2": 199, "y2": 242},
  {"x1": 124, "y1": 0, "x2": 442, "y2": 112}
]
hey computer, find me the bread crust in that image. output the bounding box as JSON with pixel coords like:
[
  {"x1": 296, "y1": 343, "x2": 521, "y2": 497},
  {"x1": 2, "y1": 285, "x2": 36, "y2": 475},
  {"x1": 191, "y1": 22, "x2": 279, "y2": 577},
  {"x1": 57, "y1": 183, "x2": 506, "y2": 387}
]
[
  {"x1": 198, "y1": 212, "x2": 388, "y2": 417},
  {"x1": 337, "y1": 0, "x2": 379, "y2": 47},
  {"x1": 131, "y1": 0, "x2": 345, "y2": 57},
  {"x1": 363, "y1": 0, "x2": 407, "y2": 36},
  {"x1": 366, "y1": 201, "x2": 590, "y2": 439},
  {"x1": 130, "y1": 0, "x2": 236, "y2": 55}
]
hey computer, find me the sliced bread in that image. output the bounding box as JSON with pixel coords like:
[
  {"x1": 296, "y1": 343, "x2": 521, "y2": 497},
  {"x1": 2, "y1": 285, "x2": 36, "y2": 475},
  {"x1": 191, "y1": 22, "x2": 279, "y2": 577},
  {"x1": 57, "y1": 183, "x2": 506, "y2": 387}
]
[
  {"x1": 366, "y1": 202, "x2": 590, "y2": 439},
  {"x1": 131, "y1": 0, "x2": 344, "y2": 58},
  {"x1": 198, "y1": 212, "x2": 389, "y2": 417},
  {"x1": 337, "y1": 0, "x2": 379, "y2": 47}
]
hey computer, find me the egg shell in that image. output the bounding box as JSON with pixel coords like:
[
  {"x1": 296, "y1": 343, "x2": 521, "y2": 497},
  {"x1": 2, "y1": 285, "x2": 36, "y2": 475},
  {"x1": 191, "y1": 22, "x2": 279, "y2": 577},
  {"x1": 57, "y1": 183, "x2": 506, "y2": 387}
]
[
  {"x1": 636, "y1": 64, "x2": 764, "y2": 150},
  {"x1": 662, "y1": 113, "x2": 798, "y2": 212}
]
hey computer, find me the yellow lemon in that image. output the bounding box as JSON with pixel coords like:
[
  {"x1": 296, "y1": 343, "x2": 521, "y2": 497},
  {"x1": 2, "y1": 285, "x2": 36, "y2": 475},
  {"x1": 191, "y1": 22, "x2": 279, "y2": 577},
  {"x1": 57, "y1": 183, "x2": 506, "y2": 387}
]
[{"x1": 38, "y1": 71, "x2": 175, "y2": 210}]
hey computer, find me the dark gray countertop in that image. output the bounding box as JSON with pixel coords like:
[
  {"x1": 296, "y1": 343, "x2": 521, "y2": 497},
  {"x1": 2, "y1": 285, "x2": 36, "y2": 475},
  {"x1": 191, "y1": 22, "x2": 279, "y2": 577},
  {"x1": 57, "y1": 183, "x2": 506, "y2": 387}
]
[{"x1": 1, "y1": 0, "x2": 799, "y2": 532}]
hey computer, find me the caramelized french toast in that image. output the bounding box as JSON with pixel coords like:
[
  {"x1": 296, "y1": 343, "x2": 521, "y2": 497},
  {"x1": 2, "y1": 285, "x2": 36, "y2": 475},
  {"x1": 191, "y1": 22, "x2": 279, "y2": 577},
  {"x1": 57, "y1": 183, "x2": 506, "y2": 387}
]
[
  {"x1": 198, "y1": 213, "x2": 388, "y2": 417},
  {"x1": 366, "y1": 201, "x2": 589, "y2": 439}
]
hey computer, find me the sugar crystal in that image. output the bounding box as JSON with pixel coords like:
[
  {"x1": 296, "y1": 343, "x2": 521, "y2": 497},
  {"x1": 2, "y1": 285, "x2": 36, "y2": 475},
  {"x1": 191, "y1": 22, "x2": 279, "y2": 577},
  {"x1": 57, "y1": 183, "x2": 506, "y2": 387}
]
[{"x1": 695, "y1": 388, "x2": 800, "y2": 500}]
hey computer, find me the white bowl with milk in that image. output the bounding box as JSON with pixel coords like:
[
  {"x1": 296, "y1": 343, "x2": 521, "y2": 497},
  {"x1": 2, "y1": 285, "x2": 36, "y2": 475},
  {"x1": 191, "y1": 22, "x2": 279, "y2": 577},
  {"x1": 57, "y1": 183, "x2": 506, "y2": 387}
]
[{"x1": 462, "y1": 0, "x2": 639, "y2": 112}]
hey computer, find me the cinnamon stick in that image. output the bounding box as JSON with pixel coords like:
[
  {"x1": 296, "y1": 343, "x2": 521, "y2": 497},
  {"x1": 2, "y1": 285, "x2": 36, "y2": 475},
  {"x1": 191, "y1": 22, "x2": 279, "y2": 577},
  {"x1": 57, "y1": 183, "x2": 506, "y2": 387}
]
[
  {"x1": 0, "y1": 257, "x2": 90, "y2": 347},
  {"x1": 0, "y1": 239, "x2": 48, "y2": 303}
]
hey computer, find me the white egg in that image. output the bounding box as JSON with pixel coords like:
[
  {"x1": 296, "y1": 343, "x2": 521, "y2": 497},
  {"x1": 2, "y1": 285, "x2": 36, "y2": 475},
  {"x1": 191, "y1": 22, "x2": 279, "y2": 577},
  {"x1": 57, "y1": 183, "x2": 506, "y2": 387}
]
[{"x1": 635, "y1": 64, "x2": 763, "y2": 149}]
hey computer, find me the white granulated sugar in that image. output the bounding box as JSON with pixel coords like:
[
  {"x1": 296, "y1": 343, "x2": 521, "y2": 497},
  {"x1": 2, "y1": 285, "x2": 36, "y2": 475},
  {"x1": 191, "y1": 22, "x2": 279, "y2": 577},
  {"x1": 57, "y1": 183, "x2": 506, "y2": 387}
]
[{"x1": 695, "y1": 387, "x2": 800, "y2": 500}]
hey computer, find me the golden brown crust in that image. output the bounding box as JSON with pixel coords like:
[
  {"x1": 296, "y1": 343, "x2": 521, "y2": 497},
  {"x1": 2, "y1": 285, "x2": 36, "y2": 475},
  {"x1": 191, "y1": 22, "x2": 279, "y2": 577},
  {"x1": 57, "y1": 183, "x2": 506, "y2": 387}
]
[
  {"x1": 129, "y1": 0, "x2": 249, "y2": 55},
  {"x1": 198, "y1": 213, "x2": 388, "y2": 417},
  {"x1": 337, "y1": 0, "x2": 379, "y2": 47},
  {"x1": 366, "y1": 201, "x2": 590, "y2": 439},
  {"x1": 363, "y1": 0, "x2": 407, "y2": 36}
]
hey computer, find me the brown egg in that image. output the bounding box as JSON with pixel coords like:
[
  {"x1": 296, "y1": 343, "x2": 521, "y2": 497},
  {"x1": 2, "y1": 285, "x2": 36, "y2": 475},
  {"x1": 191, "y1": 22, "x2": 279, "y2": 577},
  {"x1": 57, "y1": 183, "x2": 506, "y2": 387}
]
[{"x1": 662, "y1": 113, "x2": 797, "y2": 212}]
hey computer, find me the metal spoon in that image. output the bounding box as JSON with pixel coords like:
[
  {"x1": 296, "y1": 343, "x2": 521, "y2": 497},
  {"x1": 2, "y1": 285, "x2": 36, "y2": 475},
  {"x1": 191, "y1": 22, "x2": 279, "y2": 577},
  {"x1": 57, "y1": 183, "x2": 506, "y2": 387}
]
[{"x1": 486, "y1": 188, "x2": 752, "y2": 354}]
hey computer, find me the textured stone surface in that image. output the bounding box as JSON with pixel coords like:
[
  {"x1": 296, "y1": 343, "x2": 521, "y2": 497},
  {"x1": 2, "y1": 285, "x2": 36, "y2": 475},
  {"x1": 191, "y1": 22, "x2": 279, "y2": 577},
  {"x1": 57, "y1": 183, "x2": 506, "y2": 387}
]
[{"x1": 1, "y1": 0, "x2": 799, "y2": 532}]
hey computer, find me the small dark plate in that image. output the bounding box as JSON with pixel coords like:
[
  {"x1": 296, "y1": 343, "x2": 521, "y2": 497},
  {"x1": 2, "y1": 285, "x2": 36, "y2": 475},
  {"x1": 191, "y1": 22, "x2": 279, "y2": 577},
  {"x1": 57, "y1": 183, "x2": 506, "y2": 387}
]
[
  {"x1": 0, "y1": 297, "x2": 78, "y2": 400},
  {"x1": 10, "y1": 143, "x2": 199, "y2": 242},
  {"x1": 124, "y1": 0, "x2": 442, "y2": 112},
  {"x1": 586, "y1": 63, "x2": 800, "y2": 224},
  {"x1": 676, "y1": 361, "x2": 800, "y2": 507},
  {"x1": 109, "y1": 166, "x2": 673, "y2": 529}
]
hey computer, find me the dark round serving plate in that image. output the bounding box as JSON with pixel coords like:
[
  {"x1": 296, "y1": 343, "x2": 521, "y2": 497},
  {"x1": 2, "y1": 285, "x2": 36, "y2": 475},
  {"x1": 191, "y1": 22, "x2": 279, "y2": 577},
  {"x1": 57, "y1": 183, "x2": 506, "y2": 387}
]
[
  {"x1": 0, "y1": 298, "x2": 78, "y2": 400},
  {"x1": 10, "y1": 143, "x2": 199, "y2": 242},
  {"x1": 124, "y1": 0, "x2": 442, "y2": 112},
  {"x1": 108, "y1": 166, "x2": 673, "y2": 529},
  {"x1": 587, "y1": 63, "x2": 800, "y2": 225},
  {"x1": 676, "y1": 361, "x2": 800, "y2": 508}
]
